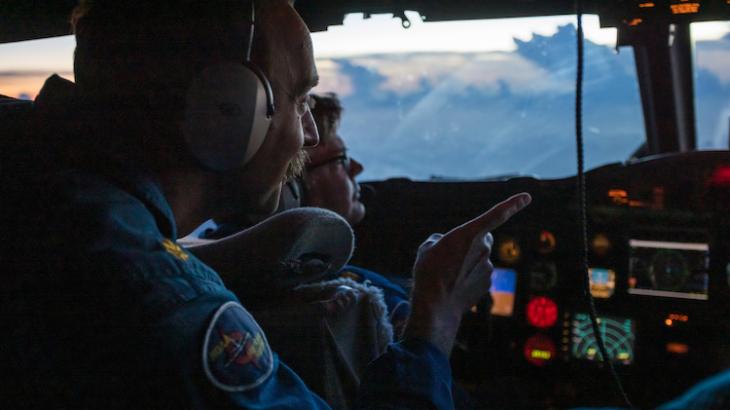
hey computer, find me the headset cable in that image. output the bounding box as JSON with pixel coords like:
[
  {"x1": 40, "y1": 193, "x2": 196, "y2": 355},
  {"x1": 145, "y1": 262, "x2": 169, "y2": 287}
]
[{"x1": 574, "y1": 1, "x2": 634, "y2": 407}]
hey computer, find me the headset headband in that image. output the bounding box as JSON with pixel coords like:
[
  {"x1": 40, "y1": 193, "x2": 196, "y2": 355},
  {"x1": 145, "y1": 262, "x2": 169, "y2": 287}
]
[
  {"x1": 244, "y1": 0, "x2": 275, "y2": 117},
  {"x1": 245, "y1": 0, "x2": 255, "y2": 62}
]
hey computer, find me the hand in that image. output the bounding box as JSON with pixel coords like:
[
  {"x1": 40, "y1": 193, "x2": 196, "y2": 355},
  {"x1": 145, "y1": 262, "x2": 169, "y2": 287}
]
[
  {"x1": 404, "y1": 193, "x2": 532, "y2": 355},
  {"x1": 321, "y1": 285, "x2": 361, "y2": 315}
]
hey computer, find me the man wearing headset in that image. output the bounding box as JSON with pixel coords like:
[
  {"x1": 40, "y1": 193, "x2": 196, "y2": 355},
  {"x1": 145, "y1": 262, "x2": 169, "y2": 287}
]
[{"x1": 3, "y1": 1, "x2": 531, "y2": 408}]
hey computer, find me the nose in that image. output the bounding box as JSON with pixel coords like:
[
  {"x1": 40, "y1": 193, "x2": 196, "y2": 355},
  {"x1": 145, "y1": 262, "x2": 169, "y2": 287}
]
[
  {"x1": 302, "y1": 109, "x2": 319, "y2": 148},
  {"x1": 349, "y1": 157, "x2": 364, "y2": 177}
]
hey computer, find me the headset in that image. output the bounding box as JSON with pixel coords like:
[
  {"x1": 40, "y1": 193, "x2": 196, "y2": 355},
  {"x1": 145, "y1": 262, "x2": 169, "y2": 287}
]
[{"x1": 181, "y1": 0, "x2": 275, "y2": 172}]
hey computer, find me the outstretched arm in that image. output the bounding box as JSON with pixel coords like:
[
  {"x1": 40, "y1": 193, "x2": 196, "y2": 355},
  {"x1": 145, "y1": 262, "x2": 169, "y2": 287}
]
[
  {"x1": 357, "y1": 193, "x2": 532, "y2": 408},
  {"x1": 406, "y1": 193, "x2": 532, "y2": 355}
]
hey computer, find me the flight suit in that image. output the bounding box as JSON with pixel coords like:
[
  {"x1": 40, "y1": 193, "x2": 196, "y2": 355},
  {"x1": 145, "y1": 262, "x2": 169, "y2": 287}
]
[{"x1": 3, "y1": 76, "x2": 454, "y2": 409}]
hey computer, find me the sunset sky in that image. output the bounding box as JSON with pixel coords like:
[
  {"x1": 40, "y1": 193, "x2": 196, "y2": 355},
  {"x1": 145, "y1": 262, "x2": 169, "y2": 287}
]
[{"x1": 1, "y1": 13, "x2": 728, "y2": 99}]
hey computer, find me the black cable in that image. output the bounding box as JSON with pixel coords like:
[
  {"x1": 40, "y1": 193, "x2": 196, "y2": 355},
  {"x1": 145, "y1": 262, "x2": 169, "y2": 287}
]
[{"x1": 574, "y1": 1, "x2": 634, "y2": 408}]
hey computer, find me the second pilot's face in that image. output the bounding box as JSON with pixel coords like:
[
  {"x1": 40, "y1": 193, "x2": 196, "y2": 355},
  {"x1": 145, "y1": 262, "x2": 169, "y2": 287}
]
[{"x1": 304, "y1": 135, "x2": 366, "y2": 225}]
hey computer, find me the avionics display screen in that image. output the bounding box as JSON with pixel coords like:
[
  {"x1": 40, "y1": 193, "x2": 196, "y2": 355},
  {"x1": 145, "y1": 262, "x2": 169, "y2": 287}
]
[
  {"x1": 589, "y1": 268, "x2": 616, "y2": 298},
  {"x1": 571, "y1": 313, "x2": 635, "y2": 365},
  {"x1": 628, "y1": 239, "x2": 709, "y2": 300},
  {"x1": 490, "y1": 268, "x2": 516, "y2": 317}
]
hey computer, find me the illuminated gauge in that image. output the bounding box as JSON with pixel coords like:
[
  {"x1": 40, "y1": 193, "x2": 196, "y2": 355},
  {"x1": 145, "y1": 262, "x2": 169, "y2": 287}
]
[
  {"x1": 528, "y1": 262, "x2": 558, "y2": 292},
  {"x1": 537, "y1": 230, "x2": 557, "y2": 255},
  {"x1": 591, "y1": 234, "x2": 612, "y2": 257},
  {"x1": 588, "y1": 268, "x2": 616, "y2": 299},
  {"x1": 497, "y1": 238, "x2": 521, "y2": 265},
  {"x1": 650, "y1": 250, "x2": 689, "y2": 291},
  {"x1": 526, "y1": 296, "x2": 558, "y2": 329},
  {"x1": 523, "y1": 334, "x2": 556, "y2": 367},
  {"x1": 571, "y1": 313, "x2": 635, "y2": 365}
]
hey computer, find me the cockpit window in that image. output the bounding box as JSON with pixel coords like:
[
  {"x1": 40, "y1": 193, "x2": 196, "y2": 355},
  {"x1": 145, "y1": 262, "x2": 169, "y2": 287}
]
[
  {"x1": 692, "y1": 21, "x2": 730, "y2": 150},
  {"x1": 311, "y1": 14, "x2": 646, "y2": 181},
  {"x1": 0, "y1": 35, "x2": 74, "y2": 100}
]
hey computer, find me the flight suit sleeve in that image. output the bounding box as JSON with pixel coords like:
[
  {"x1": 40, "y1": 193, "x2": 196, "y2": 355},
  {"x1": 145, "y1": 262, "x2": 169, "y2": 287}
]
[
  {"x1": 157, "y1": 292, "x2": 453, "y2": 409},
  {"x1": 356, "y1": 338, "x2": 455, "y2": 409},
  {"x1": 151, "y1": 293, "x2": 331, "y2": 409},
  {"x1": 656, "y1": 369, "x2": 730, "y2": 410}
]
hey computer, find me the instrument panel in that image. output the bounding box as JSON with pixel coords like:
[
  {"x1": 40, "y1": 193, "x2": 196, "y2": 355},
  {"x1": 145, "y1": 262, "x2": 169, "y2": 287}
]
[{"x1": 354, "y1": 151, "x2": 730, "y2": 408}]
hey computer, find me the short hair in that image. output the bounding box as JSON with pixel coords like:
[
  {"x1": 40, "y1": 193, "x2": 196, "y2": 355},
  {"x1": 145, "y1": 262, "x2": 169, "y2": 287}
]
[
  {"x1": 70, "y1": 1, "x2": 271, "y2": 101},
  {"x1": 310, "y1": 93, "x2": 343, "y2": 144}
]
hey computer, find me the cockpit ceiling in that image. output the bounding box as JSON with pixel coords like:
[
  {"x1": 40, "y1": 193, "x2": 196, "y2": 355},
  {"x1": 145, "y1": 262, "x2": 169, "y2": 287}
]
[
  {"x1": 0, "y1": 0, "x2": 601, "y2": 44},
  {"x1": 3, "y1": 0, "x2": 730, "y2": 44}
]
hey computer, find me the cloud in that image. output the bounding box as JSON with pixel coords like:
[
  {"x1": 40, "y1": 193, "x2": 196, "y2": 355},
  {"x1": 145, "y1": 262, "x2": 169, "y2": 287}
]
[
  {"x1": 696, "y1": 49, "x2": 730, "y2": 84},
  {"x1": 312, "y1": 59, "x2": 354, "y2": 97},
  {"x1": 314, "y1": 52, "x2": 573, "y2": 98},
  {"x1": 0, "y1": 70, "x2": 73, "y2": 99}
]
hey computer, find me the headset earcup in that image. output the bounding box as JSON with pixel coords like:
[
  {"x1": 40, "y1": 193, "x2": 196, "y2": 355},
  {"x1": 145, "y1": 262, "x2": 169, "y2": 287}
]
[{"x1": 182, "y1": 63, "x2": 271, "y2": 171}]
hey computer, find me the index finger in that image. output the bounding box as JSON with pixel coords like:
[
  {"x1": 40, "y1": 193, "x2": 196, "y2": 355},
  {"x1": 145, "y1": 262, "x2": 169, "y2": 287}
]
[{"x1": 452, "y1": 193, "x2": 532, "y2": 238}]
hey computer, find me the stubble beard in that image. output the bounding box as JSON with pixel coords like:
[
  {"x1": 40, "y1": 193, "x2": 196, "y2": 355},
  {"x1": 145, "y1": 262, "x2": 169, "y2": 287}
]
[{"x1": 285, "y1": 149, "x2": 309, "y2": 182}]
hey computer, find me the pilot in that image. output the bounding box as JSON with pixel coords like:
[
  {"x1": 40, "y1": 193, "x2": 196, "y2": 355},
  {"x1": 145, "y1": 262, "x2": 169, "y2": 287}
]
[
  {"x1": 3, "y1": 1, "x2": 531, "y2": 409},
  {"x1": 302, "y1": 92, "x2": 411, "y2": 337}
]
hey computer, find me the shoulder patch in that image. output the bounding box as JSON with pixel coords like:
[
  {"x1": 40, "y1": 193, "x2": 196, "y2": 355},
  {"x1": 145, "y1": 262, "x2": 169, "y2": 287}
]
[{"x1": 202, "y1": 301, "x2": 274, "y2": 392}]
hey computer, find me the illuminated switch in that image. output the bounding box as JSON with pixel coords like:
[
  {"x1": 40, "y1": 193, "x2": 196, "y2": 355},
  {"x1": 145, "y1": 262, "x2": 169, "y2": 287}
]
[
  {"x1": 527, "y1": 296, "x2": 558, "y2": 329},
  {"x1": 670, "y1": 2, "x2": 700, "y2": 14},
  {"x1": 608, "y1": 189, "x2": 629, "y2": 204},
  {"x1": 665, "y1": 313, "x2": 689, "y2": 327},
  {"x1": 498, "y1": 238, "x2": 521, "y2": 264},
  {"x1": 538, "y1": 230, "x2": 557, "y2": 254},
  {"x1": 592, "y1": 234, "x2": 612, "y2": 256},
  {"x1": 666, "y1": 342, "x2": 690, "y2": 355},
  {"x1": 523, "y1": 334, "x2": 556, "y2": 367}
]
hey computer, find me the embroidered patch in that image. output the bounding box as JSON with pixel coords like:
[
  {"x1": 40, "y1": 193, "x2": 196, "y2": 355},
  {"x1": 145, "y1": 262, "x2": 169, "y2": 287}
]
[
  {"x1": 162, "y1": 238, "x2": 189, "y2": 261},
  {"x1": 203, "y1": 302, "x2": 274, "y2": 392}
]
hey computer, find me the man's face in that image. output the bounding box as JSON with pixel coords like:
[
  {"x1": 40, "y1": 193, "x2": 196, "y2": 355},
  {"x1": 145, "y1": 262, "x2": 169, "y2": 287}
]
[
  {"x1": 222, "y1": 1, "x2": 319, "y2": 216},
  {"x1": 303, "y1": 136, "x2": 366, "y2": 225}
]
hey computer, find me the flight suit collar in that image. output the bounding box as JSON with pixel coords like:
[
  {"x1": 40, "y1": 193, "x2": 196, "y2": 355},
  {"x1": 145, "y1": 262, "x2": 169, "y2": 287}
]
[{"x1": 35, "y1": 74, "x2": 178, "y2": 239}]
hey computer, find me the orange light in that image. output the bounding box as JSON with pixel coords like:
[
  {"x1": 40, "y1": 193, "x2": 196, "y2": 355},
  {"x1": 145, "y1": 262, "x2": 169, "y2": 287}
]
[
  {"x1": 628, "y1": 199, "x2": 648, "y2": 208},
  {"x1": 670, "y1": 3, "x2": 700, "y2": 14},
  {"x1": 668, "y1": 313, "x2": 689, "y2": 323},
  {"x1": 592, "y1": 234, "x2": 612, "y2": 256},
  {"x1": 652, "y1": 186, "x2": 665, "y2": 210},
  {"x1": 665, "y1": 319, "x2": 674, "y2": 327},
  {"x1": 608, "y1": 189, "x2": 629, "y2": 204},
  {"x1": 625, "y1": 18, "x2": 643, "y2": 27},
  {"x1": 666, "y1": 342, "x2": 690, "y2": 354},
  {"x1": 498, "y1": 239, "x2": 521, "y2": 264},
  {"x1": 639, "y1": 2, "x2": 655, "y2": 7}
]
